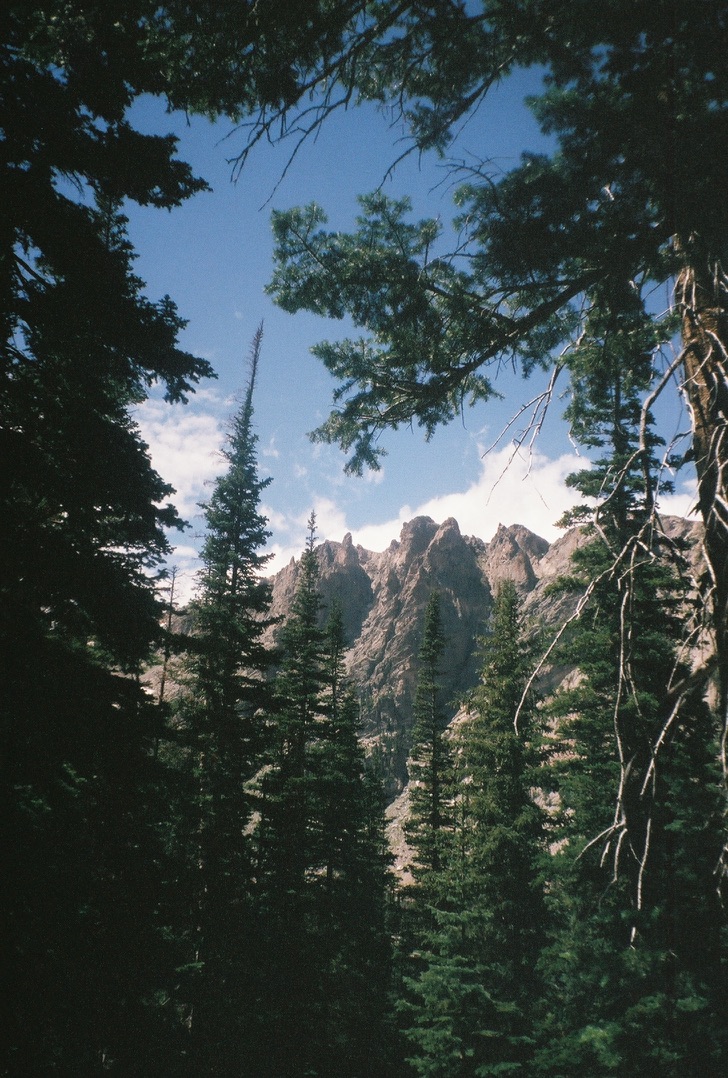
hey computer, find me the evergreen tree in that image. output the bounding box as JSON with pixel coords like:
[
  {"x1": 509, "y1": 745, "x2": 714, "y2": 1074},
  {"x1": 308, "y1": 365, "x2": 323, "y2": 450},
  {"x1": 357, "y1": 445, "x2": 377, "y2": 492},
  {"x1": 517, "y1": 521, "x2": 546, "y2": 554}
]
[
  {"x1": 254, "y1": 519, "x2": 393, "y2": 1076},
  {"x1": 2, "y1": 10, "x2": 209, "y2": 1071},
  {"x1": 405, "y1": 591, "x2": 453, "y2": 881},
  {"x1": 257, "y1": 515, "x2": 329, "y2": 906},
  {"x1": 538, "y1": 562, "x2": 728, "y2": 1075},
  {"x1": 535, "y1": 317, "x2": 728, "y2": 1075},
  {"x1": 174, "y1": 324, "x2": 275, "y2": 1074},
  {"x1": 395, "y1": 591, "x2": 455, "y2": 1068},
  {"x1": 0, "y1": 5, "x2": 404, "y2": 1070},
  {"x1": 401, "y1": 581, "x2": 545, "y2": 1077},
  {"x1": 315, "y1": 603, "x2": 397, "y2": 1077}
]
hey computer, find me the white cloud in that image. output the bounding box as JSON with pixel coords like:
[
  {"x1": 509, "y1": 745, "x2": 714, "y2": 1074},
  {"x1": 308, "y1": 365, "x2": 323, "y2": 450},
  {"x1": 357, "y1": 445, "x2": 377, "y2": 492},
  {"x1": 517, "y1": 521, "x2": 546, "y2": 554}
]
[
  {"x1": 264, "y1": 496, "x2": 352, "y2": 574},
  {"x1": 329, "y1": 446, "x2": 586, "y2": 553},
  {"x1": 138, "y1": 396, "x2": 701, "y2": 598},
  {"x1": 348, "y1": 510, "x2": 414, "y2": 553},
  {"x1": 432, "y1": 444, "x2": 584, "y2": 540},
  {"x1": 262, "y1": 436, "x2": 280, "y2": 459},
  {"x1": 306, "y1": 448, "x2": 701, "y2": 562},
  {"x1": 312, "y1": 496, "x2": 351, "y2": 540},
  {"x1": 265, "y1": 545, "x2": 296, "y2": 574},
  {"x1": 657, "y1": 476, "x2": 699, "y2": 520},
  {"x1": 160, "y1": 554, "x2": 202, "y2": 608},
  {"x1": 362, "y1": 465, "x2": 385, "y2": 486},
  {"x1": 260, "y1": 447, "x2": 585, "y2": 574},
  {"x1": 171, "y1": 543, "x2": 204, "y2": 561},
  {"x1": 191, "y1": 386, "x2": 229, "y2": 405},
  {"x1": 136, "y1": 398, "x2": 225, "y2": 521},
  {"x1": 261, "y1": 505, "x2": 291, "y2": 533}
]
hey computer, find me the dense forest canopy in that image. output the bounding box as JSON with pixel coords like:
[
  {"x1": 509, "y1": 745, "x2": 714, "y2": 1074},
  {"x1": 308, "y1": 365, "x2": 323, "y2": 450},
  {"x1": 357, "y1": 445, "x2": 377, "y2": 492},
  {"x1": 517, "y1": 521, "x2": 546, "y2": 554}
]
[{"x1": 3, "y1": 2, "x2": 728, "y2": 1074}]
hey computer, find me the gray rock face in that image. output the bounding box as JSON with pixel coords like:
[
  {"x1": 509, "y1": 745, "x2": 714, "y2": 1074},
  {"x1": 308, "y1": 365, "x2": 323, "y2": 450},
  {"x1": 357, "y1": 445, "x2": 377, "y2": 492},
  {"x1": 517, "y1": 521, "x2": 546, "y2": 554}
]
[
  {"x1": 268, "y1": 517, "x2": 553, "y2": 790},
  {"x1": 481, "y1": 522, "x2": 548, "y2": 591},
  {"x1": 267, "y1": 514, "x2": 700, "y2": 794}
]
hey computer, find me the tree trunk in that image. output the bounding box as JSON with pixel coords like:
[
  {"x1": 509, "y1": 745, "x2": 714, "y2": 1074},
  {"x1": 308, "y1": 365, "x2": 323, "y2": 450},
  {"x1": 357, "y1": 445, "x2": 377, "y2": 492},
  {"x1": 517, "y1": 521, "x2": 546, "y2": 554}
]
[{"x1": 676, "y1": 255, "x2": 728, "y2": 725}]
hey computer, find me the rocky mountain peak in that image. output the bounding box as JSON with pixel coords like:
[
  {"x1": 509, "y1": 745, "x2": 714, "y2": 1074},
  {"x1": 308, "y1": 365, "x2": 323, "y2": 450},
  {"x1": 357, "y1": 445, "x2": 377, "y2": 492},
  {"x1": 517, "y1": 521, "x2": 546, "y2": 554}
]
[
  {"x1": 482, "y1": 522, "x2": 549, "y2": 591},
  {"x1": 266, "y1": 513, "x2": 700, "y2": 794},
  {"x1": 399, "y1": 514, "x2": 440, "y2": 550},
  {"x1": 268, "y1": 516, "x2": 553, "y2": 788}
]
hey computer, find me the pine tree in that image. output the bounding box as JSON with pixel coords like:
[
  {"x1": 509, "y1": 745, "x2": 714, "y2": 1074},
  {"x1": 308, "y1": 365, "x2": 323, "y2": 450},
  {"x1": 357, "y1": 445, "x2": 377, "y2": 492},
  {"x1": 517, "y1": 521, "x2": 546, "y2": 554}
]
[
  {"x1": 173, "y1": 324, "x2": 275, "y2": 1073},
  {"x1": 402, "y1": 581, "x2": 545, "y2": 1077},
  {"x1": 2, "y1": 13, "x2": 212, "y2": 1070},
  {"x1": 254, "y1": 520, "x2": 393, "y2": 1076},
  {"x1": 405, "y1": 591, "x2": 453, "y2": 881},
  {"x1": 538, "y1": 559, "x2": 728, "y2": 1074},
  {"x1": 315, "y1": 603, "x2": 396, "y2": 1077},
  {"x1": 535, "y1": 316, "x2": 728, "y2": 1075},
  {"x1": 397, "y1": 589, "x2": 456, "y2": 1060},
  {"x1": 257, "y1": 514, "x2": 328, "y2": 903}
]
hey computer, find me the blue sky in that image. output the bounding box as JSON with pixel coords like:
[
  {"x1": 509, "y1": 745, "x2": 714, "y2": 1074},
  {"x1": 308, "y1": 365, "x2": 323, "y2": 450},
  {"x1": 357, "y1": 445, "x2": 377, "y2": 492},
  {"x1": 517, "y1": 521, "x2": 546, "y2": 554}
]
[{"x1": 127, "y1": 70, "x2": 696, "y2": 597}]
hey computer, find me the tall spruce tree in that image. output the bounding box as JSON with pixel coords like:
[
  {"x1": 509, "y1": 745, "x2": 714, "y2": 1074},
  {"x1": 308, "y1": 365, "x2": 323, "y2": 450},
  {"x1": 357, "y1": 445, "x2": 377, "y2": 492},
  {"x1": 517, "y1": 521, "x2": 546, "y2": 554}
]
[
  {"x1": 535, "y1": 314, "x2": 728, "y2": 1075},
  {"x1": 174, "y1": 324, "x2": 275, "y2": 1074},
  {"x1": 315, "y1": 602, "x2": 396, "y2": 1077},
  {"x1": 1, "y1": 5, "x2": 412, "y2": 1071},
  {"x1": 401, "y1": 581, "x2": 545, "y2": 1077},
  {"x1": 257, "y1": 515, "x2": 328, "y2": 910},
  {"x1": 2, "y1": 9, "x2": 210, "y2": 1071},
  {"x1": 1, "y1": 3, "x2": 353, "y2": 1066},
  {"x1": 396, "y1": 590, "x2": 455, "y2": 1067},
  {"x1": 254, "y1": 519, "x2": 393, "y2": 1076},
  {"x1": 405, "y1": 591, "x2": 453, "y2": 881}
]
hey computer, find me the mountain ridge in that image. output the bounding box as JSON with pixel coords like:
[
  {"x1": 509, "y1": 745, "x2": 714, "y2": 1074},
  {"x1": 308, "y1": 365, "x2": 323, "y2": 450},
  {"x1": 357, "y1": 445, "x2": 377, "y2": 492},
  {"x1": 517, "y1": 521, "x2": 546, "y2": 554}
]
[
  {"x1": 267, "y1": 516, "x2": 592, "y2": 789},
  {"x1": 267, "y1": 513, "x2": 704, "y2": 794}
]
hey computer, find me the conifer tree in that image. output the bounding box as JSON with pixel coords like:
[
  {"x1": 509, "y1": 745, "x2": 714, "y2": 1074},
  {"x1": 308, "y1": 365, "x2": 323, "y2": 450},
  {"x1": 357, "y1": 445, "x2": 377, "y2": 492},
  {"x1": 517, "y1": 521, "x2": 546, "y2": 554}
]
[
  {"x1": 397, "y1": 588, "x2": 456, "y2": 1043},
  {"x1": 257, "y1": 514, "x2": 328, "y2": 901},
  {"x1": 252, "y1": 515, "x2": 329, "y2": 1078},
  {"x1": 405, "y1": 591, "x2": 453, "y2": 881},
  {"x1": 401, "y1": 581, "x2": 545, "y2": 1077},
  {"x1": 254, "y1": 518, "x2": 393, "y2": 1076},
  {"x1": 2, "y1": 12, "x2": 213, "y2": 1069},
  {"x1": 263, "y1": 1, "x2": 728, "y2": 719},
  {"x1": 175, "y1": 324, "x2": 275, "y2": 1074},
  {"x1": 536, "y1": 314, "x2": 728, "y2": 1075},
  {"x1": 316, "y1": 602, "x2": 396, "y2": 1076}
]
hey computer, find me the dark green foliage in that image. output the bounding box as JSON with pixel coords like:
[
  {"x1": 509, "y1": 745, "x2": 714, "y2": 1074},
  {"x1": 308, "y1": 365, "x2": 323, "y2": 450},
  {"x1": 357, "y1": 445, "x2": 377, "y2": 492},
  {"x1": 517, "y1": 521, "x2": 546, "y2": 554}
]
[
  {"x1": 538, "y1": 567, "x2": 728, "y2": 1074},
  {"x1": 268, "y1": 194, "x2": 504, "y2": 475},
  {"x1": 401, "y1": 582, "x2": 545, "y2": 1077},
  {"x1": 257, "y1": 517, "x2": 329, "y2": 899},
  {"x1": 4, "y1": 669, "x2": 187, "y2": 1075},
  {"x1": 264, "y1": 1, "x2": 728, "y2": 713},
  {"x1": 3, "y1": 3, "x2": 386, "y2": 1065},
  {"x1": 186, "y1": 322, "x2": 274, "y2": 737},
  {"x1": 254, "y1": 519, "x2": 394, "y2": 1077},
  {"x1": 172, "y1": 326, "x2": 276, "y2": 1074},
  {"x1": 1, "y1": 6, "x2": 214, "y2": 1071},
  {"x1": 6, "y1": 5, "x2": 728, "y2": 1070},
  {"x1": 535, "y1": 323, "x2": 728, "y2": 1075},
  {"x1": 265, "y1": 1, "x2": 728, "y2": 464},
  {"x1": 2, "y1": 3, "x2": 395, "y2": 1070},
  {"x1": 406, "y1": 591, "x2": 454, "y2": 880}
]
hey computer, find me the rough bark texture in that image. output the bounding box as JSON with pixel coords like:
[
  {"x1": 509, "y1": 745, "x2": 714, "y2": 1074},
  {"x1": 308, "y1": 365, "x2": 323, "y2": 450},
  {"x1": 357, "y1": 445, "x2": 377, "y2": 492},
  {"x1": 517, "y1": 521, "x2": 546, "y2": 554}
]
[{"x1": 677, "y1": 256, "x2": 728, "y2": 724}]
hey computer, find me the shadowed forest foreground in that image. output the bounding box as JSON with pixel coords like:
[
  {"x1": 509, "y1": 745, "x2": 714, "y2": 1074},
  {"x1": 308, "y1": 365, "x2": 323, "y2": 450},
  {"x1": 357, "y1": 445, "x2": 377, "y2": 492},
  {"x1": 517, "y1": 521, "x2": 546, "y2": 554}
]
[{"x1": 4, "y1": 4, "x2": 728, "y2": 1074}]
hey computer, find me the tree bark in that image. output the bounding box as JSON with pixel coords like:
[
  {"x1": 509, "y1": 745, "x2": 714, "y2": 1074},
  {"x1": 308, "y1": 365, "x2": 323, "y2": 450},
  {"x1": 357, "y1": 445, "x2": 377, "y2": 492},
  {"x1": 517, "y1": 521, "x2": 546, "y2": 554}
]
[{"x1": 676, "y1": 255, "x2": 728, "y2": 724}]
